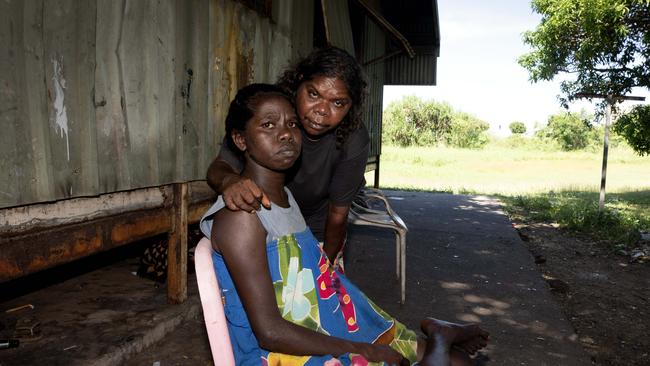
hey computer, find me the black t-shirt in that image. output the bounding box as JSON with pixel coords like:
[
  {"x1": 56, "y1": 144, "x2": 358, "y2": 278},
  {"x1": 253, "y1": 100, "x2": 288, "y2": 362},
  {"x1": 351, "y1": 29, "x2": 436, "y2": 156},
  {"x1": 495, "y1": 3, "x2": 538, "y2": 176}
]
[{"x1": 218, "y1": 124, "x2": 369, "y2": 240}]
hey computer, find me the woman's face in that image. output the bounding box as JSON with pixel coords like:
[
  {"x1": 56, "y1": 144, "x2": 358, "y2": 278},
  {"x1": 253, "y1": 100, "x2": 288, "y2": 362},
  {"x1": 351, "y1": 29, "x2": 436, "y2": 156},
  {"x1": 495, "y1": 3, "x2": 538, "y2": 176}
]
[
  {"x1": 295, "y1": 75, "x2": 352, "y2": 137},
  {"x1": 235, "y1": 95, "x2": 302, "y2": 171}
]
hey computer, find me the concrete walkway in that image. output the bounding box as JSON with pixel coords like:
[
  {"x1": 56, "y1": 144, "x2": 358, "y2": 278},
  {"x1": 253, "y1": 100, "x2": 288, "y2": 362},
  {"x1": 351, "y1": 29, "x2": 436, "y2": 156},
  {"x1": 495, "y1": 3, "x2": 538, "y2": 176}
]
[
  {"x1": 0, "y1": 191, "x2": 591, "y2": 365},
  {"x1": 344, "y1": 191, "x2": 590, "y2": 365}
]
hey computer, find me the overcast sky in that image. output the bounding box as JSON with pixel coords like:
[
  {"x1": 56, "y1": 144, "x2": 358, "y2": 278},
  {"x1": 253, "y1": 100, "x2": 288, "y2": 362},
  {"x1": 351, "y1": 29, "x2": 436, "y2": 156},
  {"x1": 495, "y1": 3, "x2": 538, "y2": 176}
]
[{"x1": 383, "y1": 0, "x2": 649, "y2": 136}]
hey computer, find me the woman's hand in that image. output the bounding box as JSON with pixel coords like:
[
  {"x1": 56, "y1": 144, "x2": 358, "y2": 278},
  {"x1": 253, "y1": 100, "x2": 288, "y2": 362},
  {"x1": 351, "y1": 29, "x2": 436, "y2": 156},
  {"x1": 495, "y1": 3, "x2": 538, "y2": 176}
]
[
  {"x1": 222, "y1": 175, "x2": 271, "y2": 212},
  {"x1": 356, "y1": 343, "x2": 409, "y2": 365}
]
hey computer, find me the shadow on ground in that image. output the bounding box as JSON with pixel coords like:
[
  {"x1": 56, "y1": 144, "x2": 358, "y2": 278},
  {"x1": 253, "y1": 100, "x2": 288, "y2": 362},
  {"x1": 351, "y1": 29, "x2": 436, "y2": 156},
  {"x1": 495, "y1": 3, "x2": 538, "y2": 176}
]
[{"x1": 0, "y1": 191, "x2": 591, "y2": 365}]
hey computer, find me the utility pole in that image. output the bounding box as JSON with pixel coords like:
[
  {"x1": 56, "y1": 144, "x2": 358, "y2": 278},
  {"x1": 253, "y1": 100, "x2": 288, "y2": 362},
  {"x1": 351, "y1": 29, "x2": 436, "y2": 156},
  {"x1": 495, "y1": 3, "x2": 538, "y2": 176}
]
[{"x1": 575, "y1": 93, "x2": 646, "y2": 211}]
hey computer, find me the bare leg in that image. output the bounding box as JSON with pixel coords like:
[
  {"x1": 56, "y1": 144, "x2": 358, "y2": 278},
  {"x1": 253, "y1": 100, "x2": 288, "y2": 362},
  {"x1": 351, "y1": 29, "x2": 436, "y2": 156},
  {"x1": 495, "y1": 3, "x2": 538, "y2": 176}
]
[{"x1": 416, "y1": 318, "x2": 489, "y2": 366}]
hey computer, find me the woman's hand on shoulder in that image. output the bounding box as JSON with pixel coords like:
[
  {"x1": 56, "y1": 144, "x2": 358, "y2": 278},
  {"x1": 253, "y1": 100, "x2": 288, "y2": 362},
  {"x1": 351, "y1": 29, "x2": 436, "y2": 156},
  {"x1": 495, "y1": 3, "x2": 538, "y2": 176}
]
[
  {"x1": 222, "y1": 175, "x2": 271, "y2": 211},
  {"x1": 356, "y1": 343, "x2": 409, "y2": 365}
]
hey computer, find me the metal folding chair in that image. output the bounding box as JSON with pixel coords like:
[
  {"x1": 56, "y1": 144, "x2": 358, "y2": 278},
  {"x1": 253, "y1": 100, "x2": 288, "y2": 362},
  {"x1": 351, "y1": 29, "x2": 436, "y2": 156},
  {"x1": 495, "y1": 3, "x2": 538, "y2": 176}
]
[{"x1": 348, "y1": 188, "x2": 408, "y2": 304}]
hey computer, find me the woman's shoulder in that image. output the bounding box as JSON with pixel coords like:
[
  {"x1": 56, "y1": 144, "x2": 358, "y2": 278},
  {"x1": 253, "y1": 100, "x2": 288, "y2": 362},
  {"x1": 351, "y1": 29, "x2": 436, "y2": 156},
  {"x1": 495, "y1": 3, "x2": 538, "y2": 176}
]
[
  {"x1": 199, "y1": 196, "x2": 263, "y2": 239},
  {"x1": 255, "y1": 188, "x2": 307, "y2": 239},
  {"x1": 347, "y1": 123, "x2": 369, "y2": 145},
  {"x1": 339, "y1": 123, "x2": 369, "y2": 157}
]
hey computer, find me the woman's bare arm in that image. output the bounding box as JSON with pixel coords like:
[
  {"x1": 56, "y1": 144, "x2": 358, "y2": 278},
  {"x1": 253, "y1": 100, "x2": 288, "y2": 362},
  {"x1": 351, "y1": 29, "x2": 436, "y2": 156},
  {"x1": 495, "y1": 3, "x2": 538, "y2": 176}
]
[
  {"x1": 211, "y1": 209, "x2": 404, "y2": 363},
  {"x1": 206, "y1": 156, "x2": 270, "y2": 211},
  {"x1": 323, "y1": 203, "x2": 350, "y2": 265}
]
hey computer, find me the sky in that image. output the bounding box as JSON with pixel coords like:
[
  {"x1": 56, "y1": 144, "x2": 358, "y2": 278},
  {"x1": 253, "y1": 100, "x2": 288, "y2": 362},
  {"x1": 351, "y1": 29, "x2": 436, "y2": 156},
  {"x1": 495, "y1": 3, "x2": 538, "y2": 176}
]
[{"x1": 383, "y1": 0, "x2": 650, "y2": 136}]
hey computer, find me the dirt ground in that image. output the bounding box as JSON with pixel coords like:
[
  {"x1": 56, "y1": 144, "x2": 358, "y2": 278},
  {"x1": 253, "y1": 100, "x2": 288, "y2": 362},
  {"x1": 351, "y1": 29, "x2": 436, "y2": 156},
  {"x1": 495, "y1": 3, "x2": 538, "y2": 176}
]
[{"x1": 512, "y1": 222, "x2": 650, "y2": 366}]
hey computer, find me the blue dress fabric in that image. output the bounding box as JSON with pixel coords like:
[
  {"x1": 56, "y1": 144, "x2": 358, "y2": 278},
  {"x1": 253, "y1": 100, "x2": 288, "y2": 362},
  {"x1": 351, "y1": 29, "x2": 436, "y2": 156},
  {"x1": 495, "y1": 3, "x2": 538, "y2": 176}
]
[{"x1": 200, "y1": 190, "x2": 418, "y2": 366}]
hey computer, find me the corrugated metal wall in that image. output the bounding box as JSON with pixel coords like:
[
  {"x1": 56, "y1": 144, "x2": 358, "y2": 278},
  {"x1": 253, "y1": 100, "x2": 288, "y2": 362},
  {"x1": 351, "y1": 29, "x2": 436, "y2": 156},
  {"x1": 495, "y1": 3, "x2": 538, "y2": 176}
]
[
  {"x1": 322, "y1": 0, "x2": 384, "y2": 159},
  {"x1": 382, "y1": 0, "x2": 439, "y2": 85},
  {"x1": 384, "y1": 51, "x2": 437, "y2": 85},
  {"x1": 0, "y1": 0, "x2": 310, "y2": 209},
  {"x1": 361, "y1": 18, "x2": 386, "y2": 159},
  {"x1": 322, "y1": 0, "x2": 355, "y2": 56}
]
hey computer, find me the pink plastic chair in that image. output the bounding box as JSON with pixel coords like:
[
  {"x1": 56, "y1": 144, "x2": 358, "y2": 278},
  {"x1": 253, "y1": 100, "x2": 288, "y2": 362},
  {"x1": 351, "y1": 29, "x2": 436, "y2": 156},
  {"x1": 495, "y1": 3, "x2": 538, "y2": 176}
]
[{"x1": 194, "y1": 237, "x2": 235, "y2": 365}]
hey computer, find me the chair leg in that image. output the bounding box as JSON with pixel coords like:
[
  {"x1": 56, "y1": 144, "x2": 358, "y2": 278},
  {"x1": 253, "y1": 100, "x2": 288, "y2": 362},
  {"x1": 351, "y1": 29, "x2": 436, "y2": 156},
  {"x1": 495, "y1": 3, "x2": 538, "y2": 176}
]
[
  {"x1": 395, "y1": 233, "x2": 401, "y2": 279},
  {"x1": 399, "y1": 230, "x2": 406, "y2": 304}
]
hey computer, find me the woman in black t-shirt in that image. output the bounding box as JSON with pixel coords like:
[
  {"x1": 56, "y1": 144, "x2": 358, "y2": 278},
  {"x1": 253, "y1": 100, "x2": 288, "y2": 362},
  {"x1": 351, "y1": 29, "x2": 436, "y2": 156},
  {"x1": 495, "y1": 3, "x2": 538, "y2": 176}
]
[{"x1": 206, "y1": 46, "x2": 369, "y2": 265}]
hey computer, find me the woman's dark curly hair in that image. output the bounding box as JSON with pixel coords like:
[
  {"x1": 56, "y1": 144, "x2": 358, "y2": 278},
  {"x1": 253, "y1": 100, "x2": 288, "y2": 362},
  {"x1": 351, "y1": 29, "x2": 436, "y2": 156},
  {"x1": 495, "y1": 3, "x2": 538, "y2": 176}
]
[
  {"x1": 276, "y1": 46, "x2": 367, "y2": 149},
  {"x1": 225, "y1": 83, "x2": 294, "y2": 155}
]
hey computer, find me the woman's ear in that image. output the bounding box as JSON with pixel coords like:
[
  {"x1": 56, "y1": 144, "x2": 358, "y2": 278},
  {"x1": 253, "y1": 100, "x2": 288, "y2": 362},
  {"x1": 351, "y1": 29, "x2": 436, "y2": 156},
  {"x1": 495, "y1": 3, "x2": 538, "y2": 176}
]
[{"x1": 232, "y1": 130, "x2": 247, "y2": 152}]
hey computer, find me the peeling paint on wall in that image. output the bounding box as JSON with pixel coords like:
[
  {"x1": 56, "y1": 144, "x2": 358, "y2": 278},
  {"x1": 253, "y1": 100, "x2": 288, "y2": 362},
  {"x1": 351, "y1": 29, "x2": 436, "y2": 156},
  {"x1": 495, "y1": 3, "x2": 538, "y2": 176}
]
[{"x1": 51, "y1": 56, "x2": 71, "y2": 161}]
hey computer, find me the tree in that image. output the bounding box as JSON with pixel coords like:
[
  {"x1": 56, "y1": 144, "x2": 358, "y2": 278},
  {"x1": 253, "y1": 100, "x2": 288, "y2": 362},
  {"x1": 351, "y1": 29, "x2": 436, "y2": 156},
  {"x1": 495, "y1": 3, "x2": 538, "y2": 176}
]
[
  {"x1": 382, "y1": 96, "x2": 454, "y2": 147},
  {"x1": 612, "y1": 104, "x2": 650, "y2": 155},
  {"x1": 509, "y1": 121, "x2": 527, "y2": 134},
  {"x1": 537, "y1": 111, "x2": 599, "y2": 150},
  {"x1": 445, "y1": 113, "x2": 490, "y2": 149},
  {"x1": 382, "y1": 96, "x2": 490, "y2": 148},
  {"x1": 519, "y1": 0, "x2": 650, "y2": 106}
]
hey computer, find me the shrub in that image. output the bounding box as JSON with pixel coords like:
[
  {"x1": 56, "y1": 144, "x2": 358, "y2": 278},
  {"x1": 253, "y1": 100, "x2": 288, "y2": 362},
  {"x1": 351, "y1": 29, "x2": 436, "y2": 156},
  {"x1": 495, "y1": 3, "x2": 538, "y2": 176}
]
[
  {"x1": 509, "y1": 121, "x2": 527, "y2": 134},
  {"x1": 536, "y1": 111, "x2": 599, "y2": 150},
  {"x1": 383, "y1": 96, "x2": 489, "y2": 148},
  {"x1": 445, "y1": 113, "x2": 490, "y2": 148},
  {"x1": 382, "y1": 96, "x2": 453, "y2": 147},
  {"x1": 613, "y1": 105, "x2": 650, "y2": 156}
]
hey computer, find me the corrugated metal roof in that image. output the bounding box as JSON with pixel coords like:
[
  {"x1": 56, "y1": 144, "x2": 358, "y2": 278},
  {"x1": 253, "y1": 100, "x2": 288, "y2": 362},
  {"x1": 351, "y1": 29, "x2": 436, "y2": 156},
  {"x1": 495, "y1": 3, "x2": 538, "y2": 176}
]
[
  {"x1": 384, "y1": 50, "x2": 438, "y2": 85},
  {"x1": 380, "y1": 0, "x2": 439, "y2": 85}
]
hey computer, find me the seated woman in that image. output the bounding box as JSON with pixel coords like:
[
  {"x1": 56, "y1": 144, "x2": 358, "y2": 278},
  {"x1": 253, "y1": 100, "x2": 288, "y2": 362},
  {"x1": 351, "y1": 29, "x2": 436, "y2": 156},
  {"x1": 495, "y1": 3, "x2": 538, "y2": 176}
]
[{"x1": 200, "y1": 84, "x2": 489, "y2": 366}]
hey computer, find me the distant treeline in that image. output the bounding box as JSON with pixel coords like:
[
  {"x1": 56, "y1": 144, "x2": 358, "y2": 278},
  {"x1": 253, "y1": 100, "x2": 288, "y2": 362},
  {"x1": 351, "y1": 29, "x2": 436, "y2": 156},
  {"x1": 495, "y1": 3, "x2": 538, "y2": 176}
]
[
  {"x1": 382, "y1": 96, "x2": 490, "y2": 148},
  {"x1": 383, "y1": 96, "x2": 649, "y2": 155}
]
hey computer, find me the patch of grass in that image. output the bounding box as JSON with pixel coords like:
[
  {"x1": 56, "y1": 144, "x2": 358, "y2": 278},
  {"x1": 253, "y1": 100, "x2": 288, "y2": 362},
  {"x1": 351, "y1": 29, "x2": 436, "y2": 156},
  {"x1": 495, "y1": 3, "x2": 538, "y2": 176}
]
[
  {"x1": 372, "y1": 145, "x2": 650, "y2": 195},
  {"x1": 372, "y1": 144, "x2": 650, "y2": 247},
  {"x1": 501, "y1": 191, "x2": 650, "y2": 247}
]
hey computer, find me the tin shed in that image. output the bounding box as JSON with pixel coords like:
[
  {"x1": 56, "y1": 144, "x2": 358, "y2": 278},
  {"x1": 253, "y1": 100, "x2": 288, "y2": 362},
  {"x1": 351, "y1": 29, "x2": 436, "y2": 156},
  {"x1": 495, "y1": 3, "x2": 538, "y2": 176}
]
[{"x1": 0, "y1": 0, "x2": 439, "y2": 302}]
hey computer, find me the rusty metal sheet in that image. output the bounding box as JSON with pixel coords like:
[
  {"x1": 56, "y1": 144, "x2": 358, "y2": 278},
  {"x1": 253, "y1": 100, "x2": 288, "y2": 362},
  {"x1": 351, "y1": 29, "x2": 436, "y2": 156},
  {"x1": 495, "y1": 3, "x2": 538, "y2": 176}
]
[{"x1": 1, "y1": 0, "x2": 299, "y2": 209}]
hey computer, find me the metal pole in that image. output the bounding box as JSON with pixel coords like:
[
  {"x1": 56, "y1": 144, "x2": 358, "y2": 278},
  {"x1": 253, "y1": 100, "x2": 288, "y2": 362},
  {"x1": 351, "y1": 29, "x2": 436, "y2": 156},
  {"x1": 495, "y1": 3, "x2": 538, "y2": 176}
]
[
  {"x1": 573, "y1": 92, "x2": 644, "y2": 212},
  {"x1": 598, "y1": 97, "x2": 612, "y2": 211}
]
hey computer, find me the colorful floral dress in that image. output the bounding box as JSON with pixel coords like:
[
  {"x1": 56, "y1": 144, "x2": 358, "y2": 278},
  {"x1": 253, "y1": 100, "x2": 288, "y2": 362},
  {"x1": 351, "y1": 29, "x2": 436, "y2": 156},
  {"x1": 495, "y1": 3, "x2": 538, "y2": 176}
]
[{"x1": 200, "y1": 189, "x2": 418, "y2": 366}]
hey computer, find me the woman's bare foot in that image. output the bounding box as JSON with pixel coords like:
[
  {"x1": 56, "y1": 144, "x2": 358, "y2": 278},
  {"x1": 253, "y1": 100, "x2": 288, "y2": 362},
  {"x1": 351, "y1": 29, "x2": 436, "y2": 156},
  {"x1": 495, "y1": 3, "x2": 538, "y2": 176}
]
[{"x1": 420, "y1": 318, "x2": 489, "y2": 355}]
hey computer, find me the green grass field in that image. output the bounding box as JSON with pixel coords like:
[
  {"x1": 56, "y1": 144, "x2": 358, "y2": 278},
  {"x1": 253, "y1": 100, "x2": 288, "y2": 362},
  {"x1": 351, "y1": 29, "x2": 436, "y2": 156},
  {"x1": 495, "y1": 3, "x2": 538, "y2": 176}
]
[
  {"x1": 370, "y1": 144, "x2": 650, "y2": 195},
  {"x1": 369, "y1": 144, "x2": 650, "y2": 245}
]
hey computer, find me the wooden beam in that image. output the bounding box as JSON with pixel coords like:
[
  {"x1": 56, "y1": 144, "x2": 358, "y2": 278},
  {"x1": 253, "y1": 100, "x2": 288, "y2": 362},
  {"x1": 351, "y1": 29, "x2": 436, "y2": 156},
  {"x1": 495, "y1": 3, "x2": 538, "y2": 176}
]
[
  {"x1": 353, "y1": 0, "x2": 416, "y2": 58},
  {"x1": 0, "y1": 209, "x2": 172, "y2": 282},
  {"x1": 574, "y1": 92, "x2": 646, "y2": 102},
  {"x1": 167, "y1": 183, "x2": 188, "y2": 304},
  {"x1": 0, "y1": 182, "x2": 215, "y2": 291}
]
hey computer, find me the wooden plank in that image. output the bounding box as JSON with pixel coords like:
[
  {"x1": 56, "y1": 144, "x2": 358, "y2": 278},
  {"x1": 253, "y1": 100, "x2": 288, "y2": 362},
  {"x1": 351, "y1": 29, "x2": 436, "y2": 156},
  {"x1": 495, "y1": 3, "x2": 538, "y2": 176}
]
[
  {"x1": 0, "y1": 208, "x2": 171, "y2": 282},
  {"x1": 1, "y1": 182, "x2": 213, "y2": 235},
  {"x1": 0, "y1": 181, "x2": 214, "y2": 283},
  {"x1": 167, "y1": 182, "x2": 188, "y2": 304}
]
